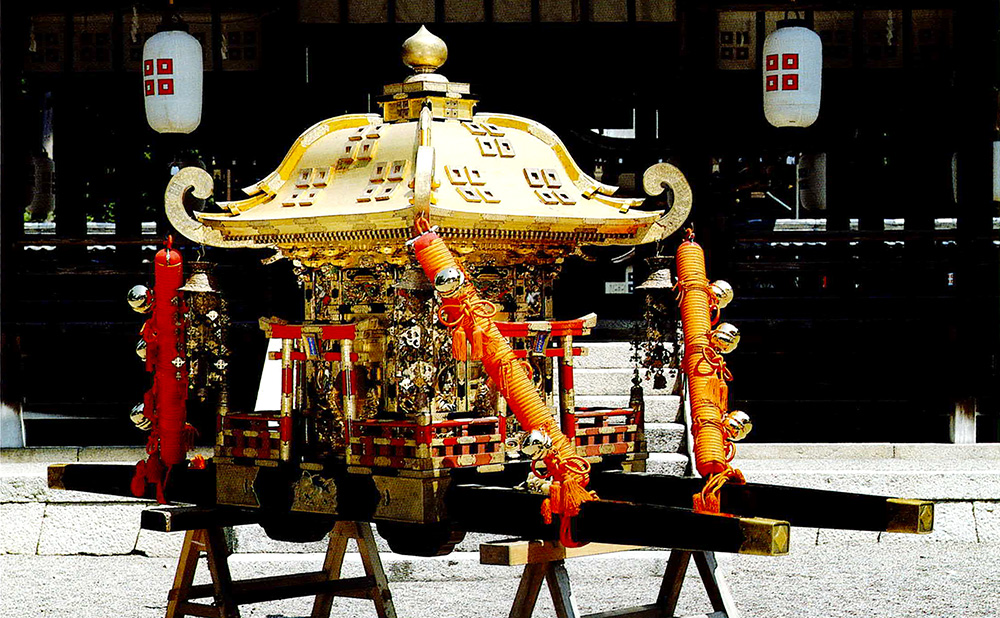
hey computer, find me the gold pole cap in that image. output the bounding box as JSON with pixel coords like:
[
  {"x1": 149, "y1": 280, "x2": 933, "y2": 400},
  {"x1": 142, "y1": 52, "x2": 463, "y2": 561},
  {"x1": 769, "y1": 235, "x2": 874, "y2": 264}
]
[{"x1": 402, "y1": 26, "x2": 448, "y2": 81}]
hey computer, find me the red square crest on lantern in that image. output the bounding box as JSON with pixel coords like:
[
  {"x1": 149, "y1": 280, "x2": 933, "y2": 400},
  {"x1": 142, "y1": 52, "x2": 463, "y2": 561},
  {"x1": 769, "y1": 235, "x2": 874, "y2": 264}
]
[
  {"x1": 782, "y1": 74, "x2": 799, "y2": 90},
  {"x1": 144, "y1": 80, "x2": 155, "y2": 96},
  {"x1": 765, "y1": 54, "x2": 778, "y2": 71},
  {"x1": 143, "y1": 60, "x2": 154, "y2": 76},
  {"x1": 782, "y1": 54, "x2": 799, "y2": 70},
  {"x1": 158, "y1": 79, "x2": 175, "y2": 95},
  {"x1": 765, "y1": 75, "x2": 778, "y2": 92},
  {"x1": 157, "y1": 58, "x2": 174, "y2": 75}
]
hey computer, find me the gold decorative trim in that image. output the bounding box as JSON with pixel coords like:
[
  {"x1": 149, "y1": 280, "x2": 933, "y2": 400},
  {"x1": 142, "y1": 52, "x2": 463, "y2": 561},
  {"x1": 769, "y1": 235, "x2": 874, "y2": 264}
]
[{"x1": 166, "y1": 167, "x2": 266, "y2": 249}]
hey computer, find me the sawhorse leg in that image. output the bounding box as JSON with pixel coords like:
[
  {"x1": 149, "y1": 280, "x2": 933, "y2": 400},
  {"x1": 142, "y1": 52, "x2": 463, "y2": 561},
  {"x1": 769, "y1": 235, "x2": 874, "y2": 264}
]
[
  {"x1": 312, "y1": 521, "x2": 397, "y2": 618},
  {"x1": 164, "y1": 521, "x2": 396, "y2": 618},
  {"x1": 504, "y1": 547, "x2": 738, "y2": 618},
  {"x1": 658, "y1": 550, "x2": 739, "y2": 618},
  {"x1": 509, "y1": 560, "x2": 582, "y2": 618},
  {"x1": 166, "y1": 528, "x2": 239, "y2": 618}
]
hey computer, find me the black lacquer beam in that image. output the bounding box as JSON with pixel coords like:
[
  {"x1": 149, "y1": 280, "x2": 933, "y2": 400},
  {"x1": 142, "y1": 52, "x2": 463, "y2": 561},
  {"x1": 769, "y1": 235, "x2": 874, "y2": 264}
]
[
  {"x1": 590, "y1": 471, "x2": 933, "y2": 534},
  {"x1": 141, "y1": 506, "x2": 264, "y2": 532},
  {"x1": 48, "y1": 463, "x2": 215, "y2": 506},
  {"x1": 447, "y1": 484, "x2": 789, "y2": 555}
]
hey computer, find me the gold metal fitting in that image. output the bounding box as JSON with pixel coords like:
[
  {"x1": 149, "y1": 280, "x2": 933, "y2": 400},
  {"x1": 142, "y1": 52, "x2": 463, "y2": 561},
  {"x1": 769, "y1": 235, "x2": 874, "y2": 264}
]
[
  {"x1": 724, "y1": 410, "x2": 752, "y2": 441},
  {"x1": 710, "y1": 280, "x2": 734, "y2": 309},
  {"x1": 886, "y1": 499, "x2": 934, "y2": 534},
  {"x1": 710, "y1": 322, "x2": 740, "y2": 354},
  {"x1": 738, "y1": 517, "x2": 790, "y2": 555},
  {"x1": 135, "y1": 338, "x2": 147, "y2": 362}
]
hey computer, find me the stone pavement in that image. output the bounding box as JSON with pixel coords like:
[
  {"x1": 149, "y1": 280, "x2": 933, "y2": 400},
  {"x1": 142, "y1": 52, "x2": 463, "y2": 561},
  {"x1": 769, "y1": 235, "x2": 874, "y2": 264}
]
[
  {"x1": 2, "y1": 443, "x2": 998, "y2": 617},
  {"x1": 3, "y1": 542, "x2": 998, "y2": 617}
]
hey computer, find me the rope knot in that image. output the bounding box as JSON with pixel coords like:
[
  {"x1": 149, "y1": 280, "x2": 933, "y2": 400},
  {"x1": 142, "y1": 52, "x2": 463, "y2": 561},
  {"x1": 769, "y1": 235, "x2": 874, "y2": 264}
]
[{"x1": 701, "y1": 346, "x2": 733, "y2": 381}]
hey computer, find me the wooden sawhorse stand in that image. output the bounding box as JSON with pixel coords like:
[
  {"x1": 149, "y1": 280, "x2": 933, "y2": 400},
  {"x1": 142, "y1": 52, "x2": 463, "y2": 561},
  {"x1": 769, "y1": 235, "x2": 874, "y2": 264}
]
[
  {"x1": 481, "y1": 540, "x2": 739, "y2": 618},
  {"x1": 162, "y1": 518, "x2": 396, "y2": 618}
]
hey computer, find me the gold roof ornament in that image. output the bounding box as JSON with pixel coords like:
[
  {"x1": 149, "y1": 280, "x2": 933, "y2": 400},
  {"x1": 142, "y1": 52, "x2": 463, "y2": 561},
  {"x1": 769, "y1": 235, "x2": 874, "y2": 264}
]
[
  {"x1": 164, "y1": 27, "x2": 692, "y2": 267},
  {"x1": 401, "y1": 25, "x2": 448, "y2": 82}
]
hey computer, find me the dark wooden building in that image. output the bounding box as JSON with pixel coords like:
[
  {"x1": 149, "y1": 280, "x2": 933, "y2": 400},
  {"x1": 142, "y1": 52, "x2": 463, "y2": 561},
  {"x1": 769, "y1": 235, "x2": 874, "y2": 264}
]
[{"x1": 2, "y1": 1, "x2": 997, "y2": 446}]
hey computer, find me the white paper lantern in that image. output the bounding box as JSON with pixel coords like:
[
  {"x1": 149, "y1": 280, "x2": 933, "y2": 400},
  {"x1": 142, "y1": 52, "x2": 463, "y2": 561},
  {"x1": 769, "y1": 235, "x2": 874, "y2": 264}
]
[
  {"x1": 763, "y1": 22, "x2": 822, "y2": 128},
  {"x1": 142, "y1": 30, "x2": 202, "y2": 134}
]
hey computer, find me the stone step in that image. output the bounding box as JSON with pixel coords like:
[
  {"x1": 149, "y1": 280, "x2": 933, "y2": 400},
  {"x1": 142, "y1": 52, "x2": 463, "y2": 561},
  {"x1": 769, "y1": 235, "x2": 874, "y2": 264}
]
[
  {"x1": 647, "y1": 452, "x2": 692, "y2": 477},
  {"x1": 575, "y1": 395, "x2": 682, "y2": 424},
  {"x1": 645, "y1": 423, "x2": 686, "y2": 454},
  {"x1": 574, "y1": 368, "x2": 678, "y2": 396},
  {"x1": 577, "y1": 341, "x2": 678, "y2": 370}
]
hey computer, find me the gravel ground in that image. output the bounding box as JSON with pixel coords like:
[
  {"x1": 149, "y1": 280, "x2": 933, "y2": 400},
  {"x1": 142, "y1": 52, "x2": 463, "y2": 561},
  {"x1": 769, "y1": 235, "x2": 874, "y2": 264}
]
[{"x1": 3, "y1": 542, "x2": 998, "y2": 618}]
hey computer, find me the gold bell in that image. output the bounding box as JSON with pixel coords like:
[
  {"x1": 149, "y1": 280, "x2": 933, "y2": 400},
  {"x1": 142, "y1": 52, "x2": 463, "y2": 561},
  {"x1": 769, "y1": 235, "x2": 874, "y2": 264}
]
[
  {"x1": 129, "y1": 403, "x2": 152, "y2": 432},
  {"x1": 178, "y1": 262, "x2": 221, "y2": 294},
  {"x1": 710, "y1": 322, "x2": 740, "y2": 354},
  {"x1": 434, "y1": 267, "x2": 465, "y2": 297},
  {"x1": 725, "y1": 410, "x2": 752, "y2": 441},
  {"x1": 519, "y1": 429, "x2": 552, "y2": 459},
  {"x1": 637, "y1": 268, "x2": 674, "y2": 290},
  {"x1": 710, "y1": 280, "x2": 734, "y2": 309},
  {"x1": 126, "y1": 285, "x2": 152, "y2": 313}
]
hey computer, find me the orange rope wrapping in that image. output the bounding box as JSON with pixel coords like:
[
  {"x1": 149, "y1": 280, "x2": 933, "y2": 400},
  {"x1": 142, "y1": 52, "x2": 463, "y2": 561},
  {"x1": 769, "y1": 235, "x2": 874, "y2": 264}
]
[
  {"x1": 676, "y1": 236, "x2": 745, "y2": 513},
  {"x1": 412, "y1": 231, "x2": 596, "y2": 546}
]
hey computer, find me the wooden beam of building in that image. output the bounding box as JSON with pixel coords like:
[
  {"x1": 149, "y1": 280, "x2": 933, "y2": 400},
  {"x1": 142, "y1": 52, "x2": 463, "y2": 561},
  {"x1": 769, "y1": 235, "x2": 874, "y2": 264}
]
[{"x1": 590, "y1": 471, "x2": 934, "y2": 534}]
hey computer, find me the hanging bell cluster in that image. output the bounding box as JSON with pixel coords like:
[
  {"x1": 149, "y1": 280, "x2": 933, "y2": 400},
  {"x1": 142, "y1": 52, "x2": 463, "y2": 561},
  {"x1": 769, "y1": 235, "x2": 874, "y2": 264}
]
[
  {"x1": 706, "y1": 280, "x2": 751, "y2": 442},
  {"x1": 126, "y1": 285, "x2": 153, "y2": 431},
  {"x1": 178, "y1": 262, "x2": 231, "y2": 406},
  {"x1": 636, "y1": 259, "x2": 678, "y2": 393},
  {"x1": 708, "y1": 280, "x2": 740, "y2": 355}
]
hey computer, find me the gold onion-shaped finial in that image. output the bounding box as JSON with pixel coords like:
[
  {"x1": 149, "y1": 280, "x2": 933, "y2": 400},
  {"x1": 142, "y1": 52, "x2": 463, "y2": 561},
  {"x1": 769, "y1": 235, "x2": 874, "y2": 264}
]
[{"x1": 402, "y1": 25, "x2": 448, "y2": 74}]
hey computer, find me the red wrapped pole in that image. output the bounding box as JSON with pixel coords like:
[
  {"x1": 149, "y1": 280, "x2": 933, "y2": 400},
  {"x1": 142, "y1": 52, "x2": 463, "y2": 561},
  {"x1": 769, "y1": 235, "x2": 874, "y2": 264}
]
[
  {"x1": 153, "y1": 241, "x2": 188, "y2": 466},
  {"x1": 132, "y1": 238, "x2": 189, "y2": 502}
]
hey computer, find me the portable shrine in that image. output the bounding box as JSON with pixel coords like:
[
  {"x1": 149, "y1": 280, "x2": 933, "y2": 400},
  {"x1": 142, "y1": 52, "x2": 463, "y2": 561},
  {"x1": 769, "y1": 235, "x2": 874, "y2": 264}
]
[{"x1": 50, "y1": 26, "x2": 933, "y2": 618}]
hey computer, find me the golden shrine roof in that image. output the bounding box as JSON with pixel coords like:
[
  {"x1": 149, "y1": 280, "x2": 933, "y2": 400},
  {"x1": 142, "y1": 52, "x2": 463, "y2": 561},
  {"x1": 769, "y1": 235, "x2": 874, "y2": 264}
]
[{"x1": 165, "y1": 27, "x2": 691, "y2": 266}]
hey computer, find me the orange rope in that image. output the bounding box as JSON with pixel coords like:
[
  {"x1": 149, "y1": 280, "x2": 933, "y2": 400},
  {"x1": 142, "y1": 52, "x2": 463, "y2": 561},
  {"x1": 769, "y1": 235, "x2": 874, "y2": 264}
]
[
  {"x1": 676, "y1": 235, "x2": 745, "y2": 512},
  {"x1": 412, "y1": 231, "x2": 596, "y2": 546}
]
